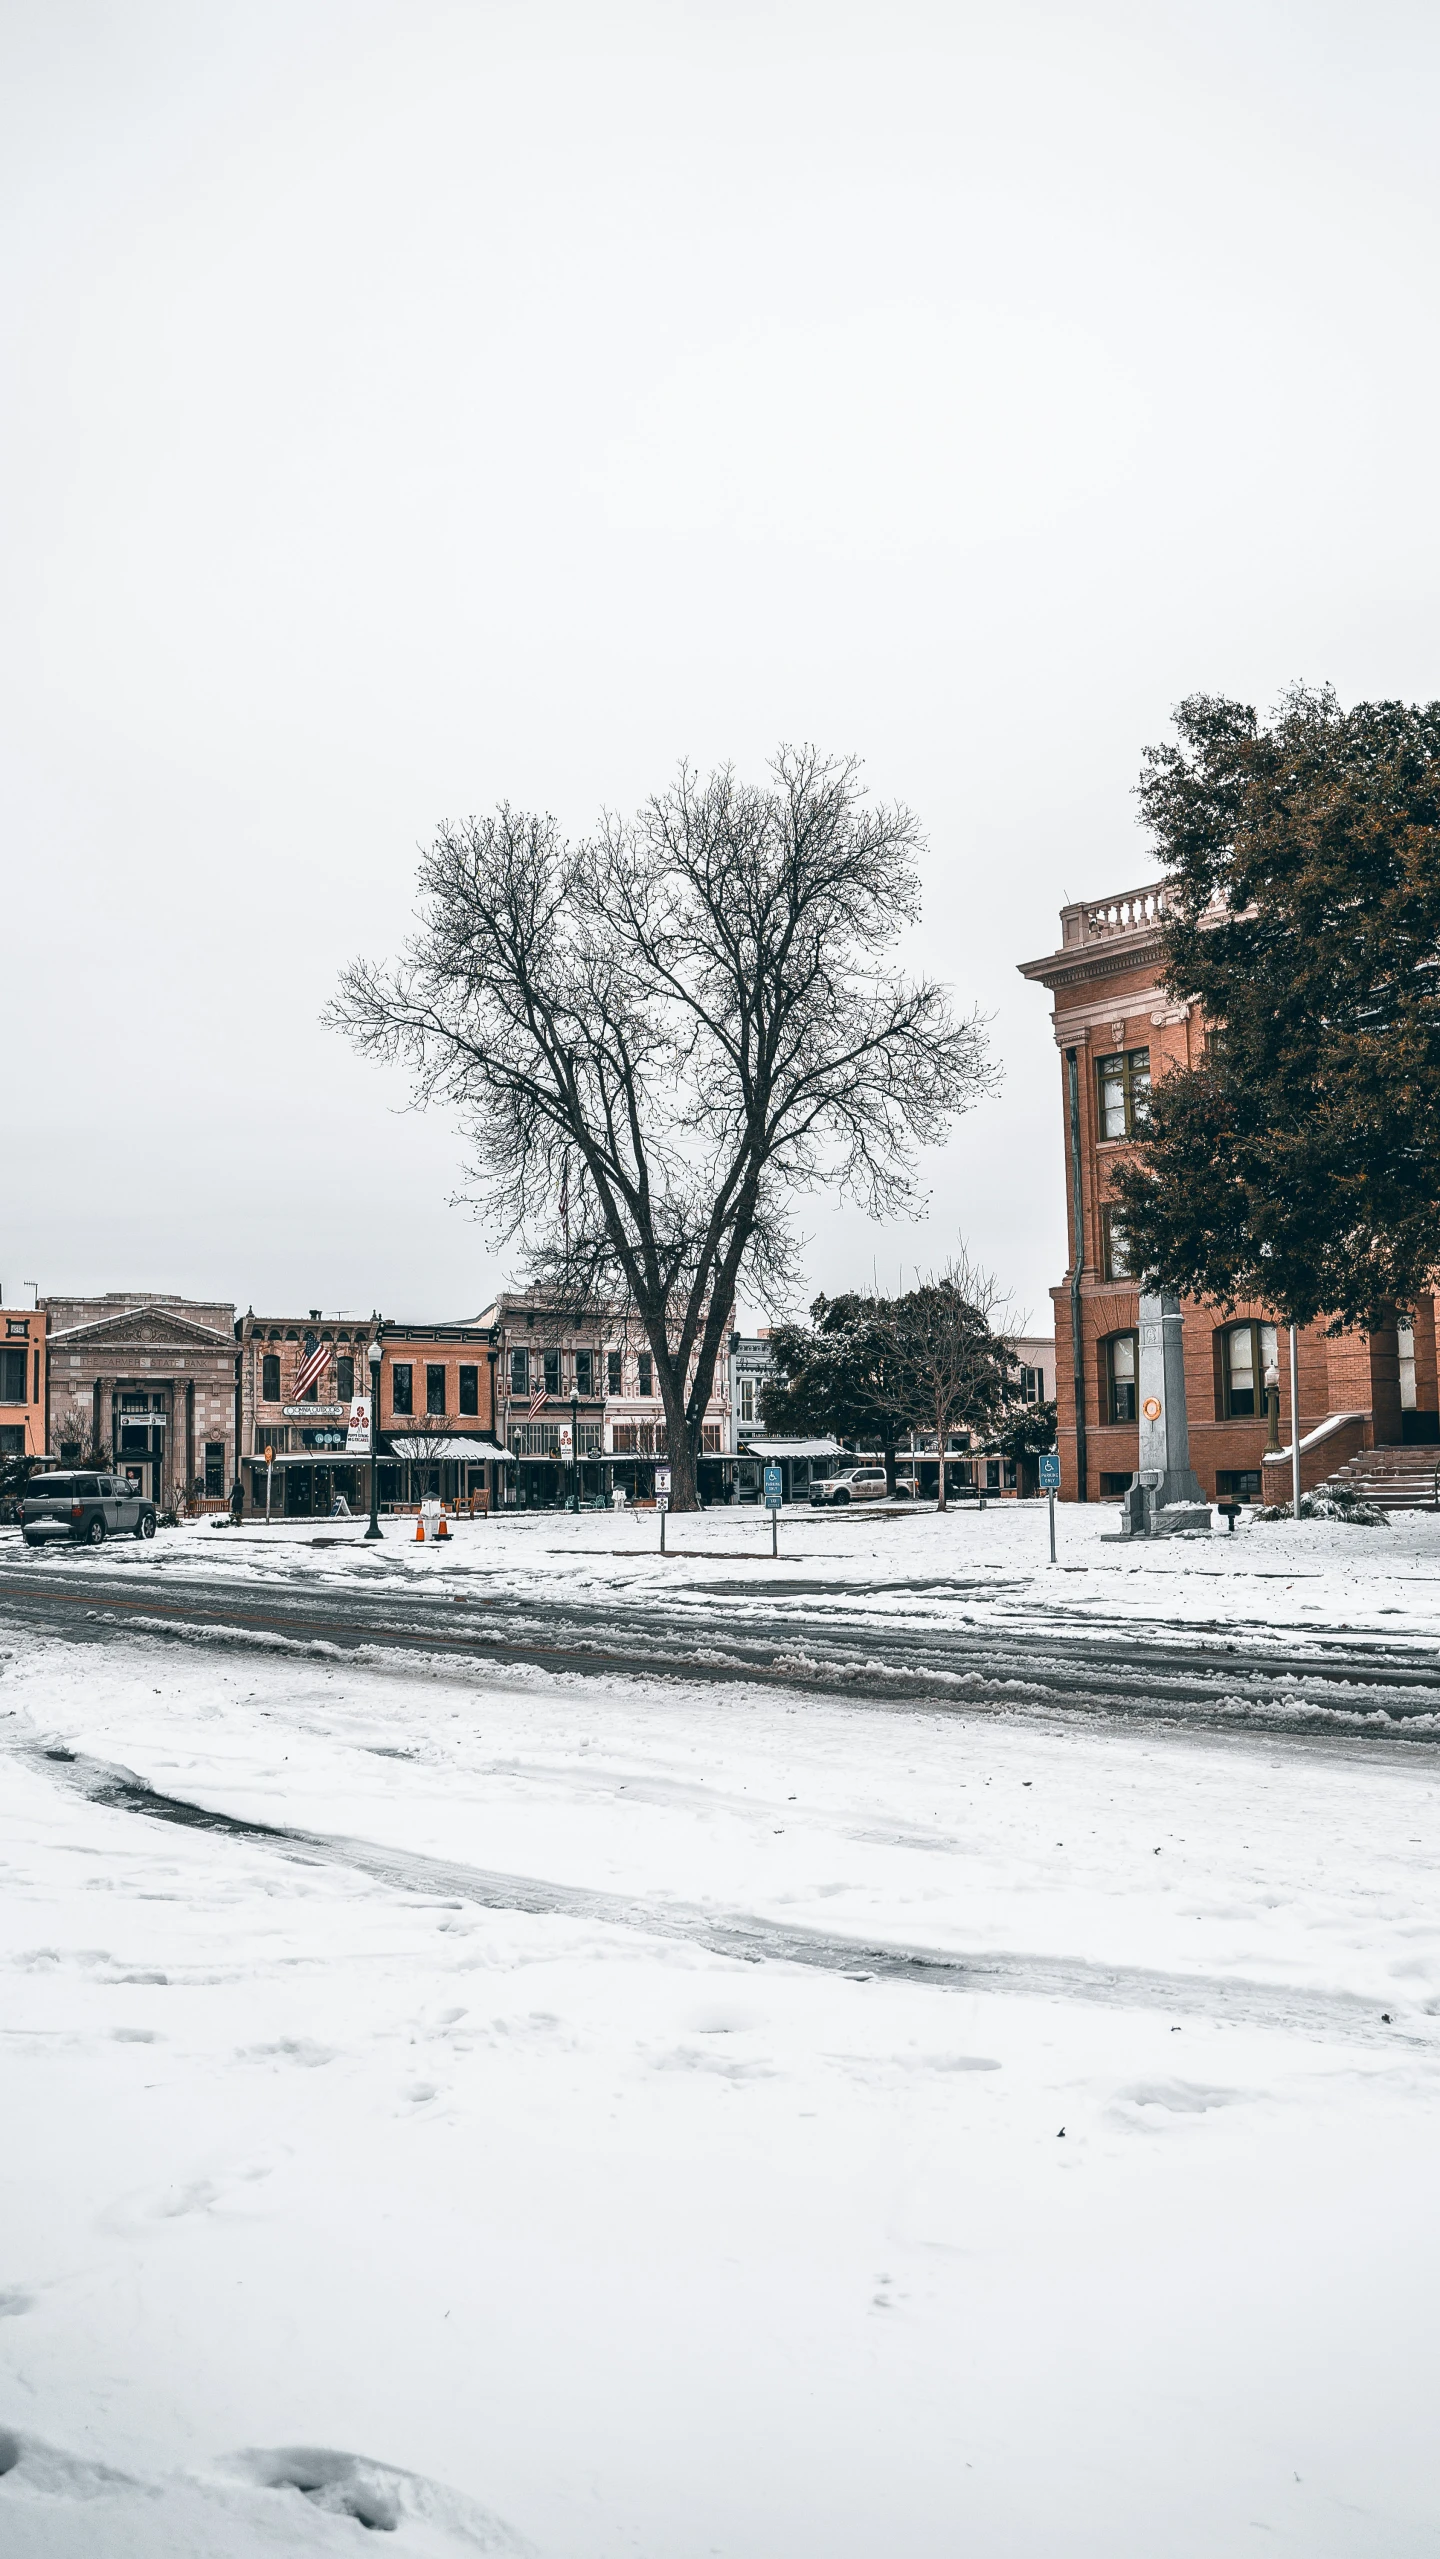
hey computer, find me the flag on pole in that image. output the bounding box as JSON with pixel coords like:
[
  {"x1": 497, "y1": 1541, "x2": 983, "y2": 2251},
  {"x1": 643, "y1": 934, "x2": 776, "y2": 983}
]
[
  {"x1": 291, "y1": 1332, "x2": 329, "y2": 1401},
  {"x1": 528, "y1": 1373, "x2": 546, "y2": 1418}
]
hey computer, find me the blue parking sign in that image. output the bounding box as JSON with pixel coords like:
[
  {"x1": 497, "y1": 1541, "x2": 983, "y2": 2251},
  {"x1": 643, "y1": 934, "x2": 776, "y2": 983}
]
[
  {"x1": 1038, "y1": 1451, "x2": 1061, "y2": 1490},
  {"x1": 763, "y1": 1464, "x2": 783, "y2": 1510}
]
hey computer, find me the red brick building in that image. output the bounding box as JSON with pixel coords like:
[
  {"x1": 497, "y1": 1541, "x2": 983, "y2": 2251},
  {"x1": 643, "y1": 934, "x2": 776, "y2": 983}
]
[{"x1": 1019, "y1": 882, "x2": 1435, "y2": 1501}]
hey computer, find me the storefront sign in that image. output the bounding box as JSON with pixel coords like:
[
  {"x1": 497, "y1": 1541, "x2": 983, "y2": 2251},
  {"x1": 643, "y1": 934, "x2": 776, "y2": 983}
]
[
  {"x1": 299, "y1": 1428, "x2": 347, "y2": 1451},
  {"x1": 284, "y1": 1404, "x2": 345, "y2": 1420},
  {"x1": 346, "y1": 1395, "x2": 372, "y2": 1455}
]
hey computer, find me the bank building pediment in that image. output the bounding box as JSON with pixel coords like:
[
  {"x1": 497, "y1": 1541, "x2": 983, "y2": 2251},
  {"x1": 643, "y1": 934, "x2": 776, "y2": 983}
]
[{"x1": 50, "y1": 1307, "x2": 233, "y2": 1354}]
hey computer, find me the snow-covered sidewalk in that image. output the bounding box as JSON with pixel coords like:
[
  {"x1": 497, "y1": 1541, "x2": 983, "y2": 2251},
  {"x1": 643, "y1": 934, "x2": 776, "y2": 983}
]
[{"x1": 2, "y1": 1613, "x2": 1439, "y2": 2555}]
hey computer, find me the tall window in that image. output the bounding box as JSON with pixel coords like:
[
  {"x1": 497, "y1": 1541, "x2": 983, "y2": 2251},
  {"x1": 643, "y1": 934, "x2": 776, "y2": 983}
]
[
  {"x1": 607, "y1": 1349, "x2": 622, "y2": 1394},
  {"x1": 1101, "y1": 1208, "x2": 1132, "y2": 1279},
  {"x1": 1018, "y1": 1365, "x2": 1046, "y2": 1403},
  {"x1": 426, "y1": 1364, "x2": 446, "y2": 1414},
  {"x1": 0, "y1": 1347, "x2": 25, "y2": 1402},
  {"x1": 510, "y1": 1348, "x2": 528, "y2": 1394},
  {"x1": 204, "y1": 1443, "x2": 224, "y2": 1496},
  {"x1": 575, "y1": 1349, "x2": 594, "y2": 1396},
  {"x1": 637, "y1": 1351, "x2": 653, "y2": 1397},
  {"x1": 1104, "y1": 1331, "x2": 1139, "y2": 1423},
  {"x1": 336, "y1": 1355, "x2": 354, "y2": 1403},
  {"x1": 1096, "y1": 1047, "x2": 1151, "y2": 1140},
  {"x1": 738, "y1": 1376, "x2": 757, "y2": 1424},
  {"x1": 458, "y1": 1365, "x2": 479, "y2": 1416},
  {"x1": 392, "y1": 1362, "x2": 413, "y2": 1415},
  {"x1": 261, "y1": 1353, "x2": 281, "y2": 1403},
  {"x1": 543, "y1": 1349, "x2": 560, "y2": 1396},
  {"x1": 1220, "y1": 1321, "x2": 1278, "y2": 1419},
  {"x1": 1398, "y1": 1321, "x2": 1417, "y2": 1411}
]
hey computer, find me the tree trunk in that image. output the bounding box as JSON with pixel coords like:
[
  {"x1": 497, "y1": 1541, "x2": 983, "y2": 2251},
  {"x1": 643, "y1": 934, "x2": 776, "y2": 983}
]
[
  {"x1": 883, "y1": 1444, "x2": 896, "y2": 1494},
  {"x1": 934, "y1": 1400, "x2": 948, "y2": 1510},
  {"x1": 661, "y1": 1385, "x2": 700, "y2": 1511}
]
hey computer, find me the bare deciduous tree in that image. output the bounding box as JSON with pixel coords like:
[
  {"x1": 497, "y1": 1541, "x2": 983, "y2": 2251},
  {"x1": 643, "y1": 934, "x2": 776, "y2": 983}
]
[
  {"x1": 882, "y1": 1254, "x2": 1018, "y2": 1509},
  {"x1": 328, "y1": 748, "x2": 995, "y2": 1508}
]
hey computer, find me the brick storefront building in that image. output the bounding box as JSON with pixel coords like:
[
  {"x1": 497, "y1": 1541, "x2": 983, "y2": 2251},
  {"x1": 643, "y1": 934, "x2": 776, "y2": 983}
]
[
  {"x1": 1019, "y1": 883, "x2": 1430, "y2": 1502},
  {"x1": 237, "y1": 1311, "x2": 503, "y2": 1515},
  {"x1": 0, "y1": 1305, "x2": 48, "y2": 1461}
]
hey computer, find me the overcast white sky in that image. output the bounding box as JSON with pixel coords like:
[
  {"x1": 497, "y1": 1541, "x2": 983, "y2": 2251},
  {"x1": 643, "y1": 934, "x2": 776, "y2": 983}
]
[{"x1": 5, "y1": 0, "x2": 1439, "y2": 1332}]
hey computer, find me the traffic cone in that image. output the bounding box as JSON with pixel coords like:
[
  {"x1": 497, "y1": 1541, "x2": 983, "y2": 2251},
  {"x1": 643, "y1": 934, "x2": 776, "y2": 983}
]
[
  {"x1": 436, "y1": 1512, "x2": 450, "y2": 1540},
  {"x1": 415, "y1": 1514, "x2": 425, "y2": 1541}
]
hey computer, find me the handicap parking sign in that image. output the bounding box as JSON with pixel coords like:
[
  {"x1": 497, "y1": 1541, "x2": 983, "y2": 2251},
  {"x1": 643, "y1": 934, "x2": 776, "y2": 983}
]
[
  {"x1": 1038, "y1": 1451, "x2": 1061, "y2": 1490},
  {"x1": 763, "y1": 1464, "x2": 783, "y2": 1510}
]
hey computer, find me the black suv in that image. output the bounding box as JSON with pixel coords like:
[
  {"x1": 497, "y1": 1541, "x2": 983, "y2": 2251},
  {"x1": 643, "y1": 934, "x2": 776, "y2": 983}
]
[{"x1": 22, "y1": 1472, "x2": 158, "y2": 1547}]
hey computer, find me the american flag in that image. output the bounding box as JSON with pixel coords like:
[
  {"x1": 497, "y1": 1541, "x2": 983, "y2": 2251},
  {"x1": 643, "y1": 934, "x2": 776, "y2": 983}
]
[
  {"x1": 291, "y1": 1331, "x2": 329, "y2": 1401},
  {"x1": 528, "y1": 1370, "x2": 546, "y2": 1418}
]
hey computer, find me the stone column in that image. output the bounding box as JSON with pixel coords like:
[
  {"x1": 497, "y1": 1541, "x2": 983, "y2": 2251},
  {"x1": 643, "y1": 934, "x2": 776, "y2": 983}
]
[{"x1": 1130, "y1": 1291, "x2": 1208, "y2": 1528}]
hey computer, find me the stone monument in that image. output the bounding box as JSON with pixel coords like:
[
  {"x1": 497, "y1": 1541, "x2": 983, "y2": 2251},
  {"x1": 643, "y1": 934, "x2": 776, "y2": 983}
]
[{"x1": 1118, "y1": 1290, "x2": 1211, "y2": 1537}]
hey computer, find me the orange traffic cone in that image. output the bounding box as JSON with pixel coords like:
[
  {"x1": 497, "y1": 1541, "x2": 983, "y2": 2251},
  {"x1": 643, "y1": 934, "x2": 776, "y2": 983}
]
[
  {"x1": 436, "y1": 1512, "x2": 450, "y2": 1540},
  {"x1": 415, "y1": 1514, "x2": 426, "y2": 1541}
]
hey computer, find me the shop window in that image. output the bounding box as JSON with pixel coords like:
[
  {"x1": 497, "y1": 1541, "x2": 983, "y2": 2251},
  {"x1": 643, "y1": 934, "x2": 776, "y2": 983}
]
[
  {"x1": 0, "y1": 1424, "x2": 23, "y2": 1455},
  {"x1": 1104, "y1": 1331, "x2": 1139, "y2": 1424},
  {"x1": 543, "y1": 1349, "x2": 560, "y2": 1396},
  {"x1": 426, "y1": 1364, "x2": 447, "y2": 1415},
  {"x1": 459, "y1": 1365, "x2": 479, "y2": 1415},
  {"x1": 575, "y1": 1349, "x2": 594, "y2": 1396},
  {"x1": 702, "y1": 1422, "x2": 721, "y2": 1452},
  {"x1": 1217, "y1": 1469, "x2": 1263, "y2": 1500},
  {"x1": 0, "y1": 1347, "x2": 25, "y2": 1402},
  {"x1": 204, "y1": 1443, "x2": 224, "y2": 1497},
  {"x1": 607, "y1": 1349, "x2": 622, "y2": 1394},
  {"x1": 1101, "y1": 1208, "x2": 1132, "y2": 1279},
  {"x1": 1219, "y1": 1321, "x2": 1278, "y2": 1419},
  {"x1": 637, "y1": 1351, "x2": 653, "y2": 1397},
  {"x1": 261, "y1": 1354, "x2": 281, "y2": 1403},
  {"x1": 254, "y1": 1426, "x2": 289, "y2": 1453},
  {"x1": 1096, "y1": 1047, "x2": 1151, "y2": 1141},
  {"x1": 392, "y1": 1362, "x2": 413, "y2": 1416},
  {"x1": 336, "y1": 1355, "x2": 354, "y2": 1403},
  {"x1": 510, "y1": 1348, "x2": 528, "y2": 1394}
]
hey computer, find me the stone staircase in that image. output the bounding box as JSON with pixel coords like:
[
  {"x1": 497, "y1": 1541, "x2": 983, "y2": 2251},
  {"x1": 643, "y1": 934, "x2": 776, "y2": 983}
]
[{"x1": 1317, "y1": 1443, "x2": 1440, "y2": 1512}]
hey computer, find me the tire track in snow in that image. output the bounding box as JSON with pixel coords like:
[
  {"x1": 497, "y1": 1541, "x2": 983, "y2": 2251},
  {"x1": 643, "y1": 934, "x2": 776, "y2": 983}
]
[{"x1": 24, "y1": 1743, "x2": 1425, "y2": 2050}]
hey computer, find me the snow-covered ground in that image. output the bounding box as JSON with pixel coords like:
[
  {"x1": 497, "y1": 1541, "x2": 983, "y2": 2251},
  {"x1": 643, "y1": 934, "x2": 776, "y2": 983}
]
[
  {"x1": 21, "y1": 1489, "x2": 1440, "y2": 1651},
  {"x1": 3, "y1": 1506, "x2": 1440, "y2": 2553}
]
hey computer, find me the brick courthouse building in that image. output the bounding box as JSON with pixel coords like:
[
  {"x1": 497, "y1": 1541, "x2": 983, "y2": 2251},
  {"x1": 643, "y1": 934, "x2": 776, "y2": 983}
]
[{"x1": 1019, "y1": 882, "x2": 1436, "y2": 1502}]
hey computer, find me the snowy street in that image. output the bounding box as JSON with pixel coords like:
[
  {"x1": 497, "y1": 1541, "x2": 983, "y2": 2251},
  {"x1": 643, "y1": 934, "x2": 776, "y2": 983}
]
[{"x1": 3, "y1": 1508, "x2": 1440, "y2": 2553}]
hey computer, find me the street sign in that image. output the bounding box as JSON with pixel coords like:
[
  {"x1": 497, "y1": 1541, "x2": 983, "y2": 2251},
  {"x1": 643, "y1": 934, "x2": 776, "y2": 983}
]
[
  {"x1": 345, "y1": 1395, "x2": 372, "y2": 1455},
  {"x1": 655, "y1": 1494, "x2": 669, "y2": 1514},
  {"x1": 763, "y1": 1464, "x2": 783, "y2": 1510},
  {"x1": 655, "y1": 1464, "x2": 671, "y2": 1496},
  {"x1": 1038, "y1": 1451, "x2": 1061, "y2": 1490}
]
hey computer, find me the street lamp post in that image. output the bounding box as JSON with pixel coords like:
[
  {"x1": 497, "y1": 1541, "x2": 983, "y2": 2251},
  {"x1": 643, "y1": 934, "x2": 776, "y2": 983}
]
[
  {"x1": 366, "y1": 1327, "x2": 384, "y2": 1540},
  {"x1": 570, "y1": 1388, "x2": 580, "y2": 1512}
]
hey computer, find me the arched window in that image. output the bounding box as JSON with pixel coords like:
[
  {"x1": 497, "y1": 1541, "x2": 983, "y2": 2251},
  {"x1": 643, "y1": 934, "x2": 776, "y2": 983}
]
[
  {"x1": 1219, "y1": 1321, "x2": 1279, "y2": 1418},
  {"x1": 1103, "y1": 1331, "x2": 1139, "y2": 1424}
]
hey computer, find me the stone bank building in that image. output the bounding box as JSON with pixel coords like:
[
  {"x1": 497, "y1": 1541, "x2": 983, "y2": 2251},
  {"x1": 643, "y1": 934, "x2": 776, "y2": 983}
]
[{"x1": 41, "y1": 1291, "x2": 238, "y2": 1507}]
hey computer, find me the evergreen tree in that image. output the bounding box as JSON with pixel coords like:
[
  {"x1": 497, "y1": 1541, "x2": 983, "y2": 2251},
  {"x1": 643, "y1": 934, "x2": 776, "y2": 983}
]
[{"x1": 1112, "y1": 687, "x2": 1440, "y2": 1330}]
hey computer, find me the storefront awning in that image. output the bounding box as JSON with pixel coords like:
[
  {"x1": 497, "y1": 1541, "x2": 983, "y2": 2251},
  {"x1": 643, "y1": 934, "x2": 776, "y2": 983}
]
[
  {"x1": 738, "y1": 1436, "x2": 841, "y2": 1458},
  {"x1": 384, "y1": 1435, "x2": 513, "y2": 1463}
]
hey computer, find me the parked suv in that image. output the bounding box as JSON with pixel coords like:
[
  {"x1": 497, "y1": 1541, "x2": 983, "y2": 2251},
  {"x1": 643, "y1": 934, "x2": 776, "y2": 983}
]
[
  {"x1": 809, "y1": 1466, "x2": 890, "y2": 1507},
  {"x1": 22, "y1": 1472, "x2": 158, "y2": 1547}
]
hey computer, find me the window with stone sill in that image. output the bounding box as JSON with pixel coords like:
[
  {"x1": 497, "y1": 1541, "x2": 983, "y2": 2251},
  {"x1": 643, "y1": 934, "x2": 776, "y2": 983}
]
[
  {"x1": 1101, "y1": 1208, "x2": 1132, "y2": 1279},
  {"x1": 1218, "y1": 1320, "x2": 1278, "y2": 1420},
  {"x1": 1095, "y1": 1048, "x2": 1151, "y2": 1141},
  {"x1": 1103, "y1": 1330, "x2": 1139, "y2": 1424}
]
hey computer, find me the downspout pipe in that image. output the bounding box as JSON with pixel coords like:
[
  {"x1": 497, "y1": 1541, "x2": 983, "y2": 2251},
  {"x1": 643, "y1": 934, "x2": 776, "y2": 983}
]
[{"x1": 1065, "y1": 1046, "x2": 1088, "y2": 1502}]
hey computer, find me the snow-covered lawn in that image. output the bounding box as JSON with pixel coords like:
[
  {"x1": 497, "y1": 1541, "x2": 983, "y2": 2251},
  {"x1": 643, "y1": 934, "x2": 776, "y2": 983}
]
[{"x1": 2, "y1": 1580, "x2": 1439, "y2": 2558}]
